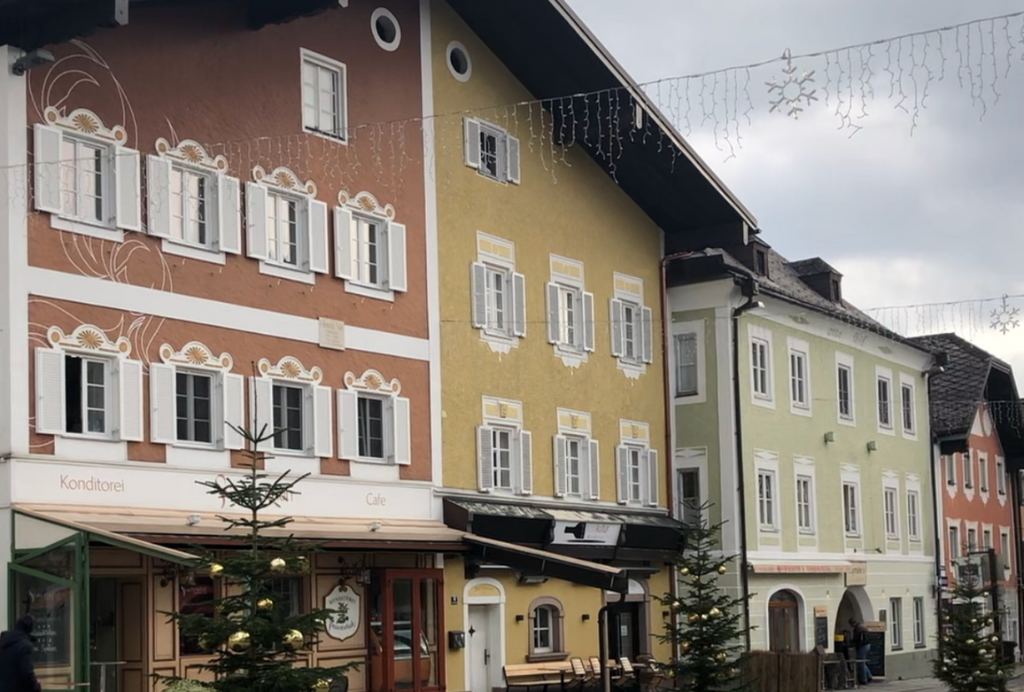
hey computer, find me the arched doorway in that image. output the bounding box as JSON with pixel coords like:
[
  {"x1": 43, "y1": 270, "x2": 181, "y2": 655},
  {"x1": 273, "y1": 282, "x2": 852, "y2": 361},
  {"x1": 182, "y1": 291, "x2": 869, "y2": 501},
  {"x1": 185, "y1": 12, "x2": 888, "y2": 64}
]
[
  {"x1": 768, "y1": 589, "x2": 802, "y2": 652},
  {"x1": 835, "y1": 587, "x2": 872, "y2": 638}
]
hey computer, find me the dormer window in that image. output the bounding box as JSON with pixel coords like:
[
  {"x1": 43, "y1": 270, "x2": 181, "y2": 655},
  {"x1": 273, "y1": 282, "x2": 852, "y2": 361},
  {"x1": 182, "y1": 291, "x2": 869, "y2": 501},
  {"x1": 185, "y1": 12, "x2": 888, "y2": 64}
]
[
  {"x1": 754, "y1": 248, "x2": 769, "y2": 277},
  {"x1": 831, "y1": 278, "x2": 842, "y2": 303}
]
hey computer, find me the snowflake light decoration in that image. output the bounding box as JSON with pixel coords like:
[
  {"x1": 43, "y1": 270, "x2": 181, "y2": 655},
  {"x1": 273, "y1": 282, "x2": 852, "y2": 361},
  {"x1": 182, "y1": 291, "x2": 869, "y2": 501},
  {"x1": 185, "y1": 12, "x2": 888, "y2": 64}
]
[
  {"x1": 766, "y1": 49, "x2": 818, "y2": 119},
  {"x1": 990, "y1": 294, "x2": 1020, "y2": 335}
]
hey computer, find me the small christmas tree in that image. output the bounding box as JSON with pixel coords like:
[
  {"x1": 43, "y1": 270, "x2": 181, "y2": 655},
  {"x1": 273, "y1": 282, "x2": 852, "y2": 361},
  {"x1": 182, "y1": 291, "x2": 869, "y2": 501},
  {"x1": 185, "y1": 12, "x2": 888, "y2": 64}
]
[
  {"x1": 156, "y1": 377, "x2": 354, "y2": 692},
  {"x1": 657, "y1": 504, "x2": 753, "y2": 692},
  {"x1": 934, "y1": 559, "x2": 1016, "y2": 692}
]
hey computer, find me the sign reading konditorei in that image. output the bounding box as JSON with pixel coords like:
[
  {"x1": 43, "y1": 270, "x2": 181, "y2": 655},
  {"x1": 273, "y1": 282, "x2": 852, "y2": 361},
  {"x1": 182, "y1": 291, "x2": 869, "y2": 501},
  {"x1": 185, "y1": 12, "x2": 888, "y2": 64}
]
[
  {"x1": 59, "y1": 474, "x2": 125, "y2": 493},
  {"x1": 324, "y1": 585, "x2": 360, "y2": 642}
]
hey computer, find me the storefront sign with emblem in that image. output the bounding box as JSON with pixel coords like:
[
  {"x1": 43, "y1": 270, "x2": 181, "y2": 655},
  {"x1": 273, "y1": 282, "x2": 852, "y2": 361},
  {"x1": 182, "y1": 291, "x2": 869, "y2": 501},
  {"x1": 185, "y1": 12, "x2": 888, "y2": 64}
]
[{"x1": 324, "y1": 585, "x2": 360, "y2": 641}]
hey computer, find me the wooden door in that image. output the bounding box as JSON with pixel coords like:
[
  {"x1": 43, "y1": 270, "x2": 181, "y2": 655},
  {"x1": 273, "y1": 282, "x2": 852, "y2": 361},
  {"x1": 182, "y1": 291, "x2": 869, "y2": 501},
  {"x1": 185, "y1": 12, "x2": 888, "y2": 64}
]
[{"x1": 118, "y1": 579, "x2": 147, "y2": 692}]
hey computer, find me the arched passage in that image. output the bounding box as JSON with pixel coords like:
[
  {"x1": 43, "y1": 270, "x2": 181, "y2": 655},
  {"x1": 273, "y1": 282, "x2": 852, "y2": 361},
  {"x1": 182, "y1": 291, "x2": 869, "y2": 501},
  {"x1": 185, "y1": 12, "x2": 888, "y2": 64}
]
[{"x1": 835, "y1": 586, "x2": 874, "y2": 646}]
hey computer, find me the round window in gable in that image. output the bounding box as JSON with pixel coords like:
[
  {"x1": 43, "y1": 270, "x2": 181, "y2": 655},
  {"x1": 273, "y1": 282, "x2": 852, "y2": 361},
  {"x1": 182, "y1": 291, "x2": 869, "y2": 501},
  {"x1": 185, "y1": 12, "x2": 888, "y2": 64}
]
[
  {"x1": 447, "y1": 41, "x2": 472, "y2": 82},
  {"x1": 371, "y1": 8, "x2": 401, "y2": 52}
]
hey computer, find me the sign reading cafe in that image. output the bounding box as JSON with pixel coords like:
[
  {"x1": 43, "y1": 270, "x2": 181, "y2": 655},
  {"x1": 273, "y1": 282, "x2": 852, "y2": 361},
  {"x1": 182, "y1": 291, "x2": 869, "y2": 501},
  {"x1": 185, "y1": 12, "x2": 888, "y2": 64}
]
[{"x1": 324, "y1": 585, "x2": 360, "y2": 642}]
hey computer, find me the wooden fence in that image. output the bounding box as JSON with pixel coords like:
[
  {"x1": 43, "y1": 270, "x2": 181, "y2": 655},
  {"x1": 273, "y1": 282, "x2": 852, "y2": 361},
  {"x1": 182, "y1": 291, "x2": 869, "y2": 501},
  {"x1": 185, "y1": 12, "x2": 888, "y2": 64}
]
[{"x1": 743, "y1": 651, "x2": 821, "y2": 692}]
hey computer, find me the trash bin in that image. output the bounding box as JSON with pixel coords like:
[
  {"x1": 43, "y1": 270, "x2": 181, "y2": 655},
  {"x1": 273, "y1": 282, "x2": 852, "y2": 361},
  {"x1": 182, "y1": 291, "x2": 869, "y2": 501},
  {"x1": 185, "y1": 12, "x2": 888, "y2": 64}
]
[{"x1": 1000, "y1": 640, "x2": 1016, "y2": 663}]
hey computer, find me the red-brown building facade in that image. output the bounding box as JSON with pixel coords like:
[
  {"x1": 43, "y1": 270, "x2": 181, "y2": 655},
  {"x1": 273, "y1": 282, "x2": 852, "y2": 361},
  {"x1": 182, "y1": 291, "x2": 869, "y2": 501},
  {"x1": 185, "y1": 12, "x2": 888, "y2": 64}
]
[{"x1": 0, "y1": 3, "x2": 450, "y2": 692}]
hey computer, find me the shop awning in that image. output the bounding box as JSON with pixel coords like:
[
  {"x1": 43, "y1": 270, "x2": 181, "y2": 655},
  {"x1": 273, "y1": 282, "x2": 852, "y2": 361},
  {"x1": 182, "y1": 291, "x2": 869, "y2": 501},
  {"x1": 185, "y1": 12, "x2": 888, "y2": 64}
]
[
  {"x1": 14, "y1": 504, "x2": 467, "y2": 552},
  {"x1": 14, "y1": 506, "x2": 198, "y2": 565},
  {"x1": 463, "y1": 534, "x2": 628, "y2": 592}
]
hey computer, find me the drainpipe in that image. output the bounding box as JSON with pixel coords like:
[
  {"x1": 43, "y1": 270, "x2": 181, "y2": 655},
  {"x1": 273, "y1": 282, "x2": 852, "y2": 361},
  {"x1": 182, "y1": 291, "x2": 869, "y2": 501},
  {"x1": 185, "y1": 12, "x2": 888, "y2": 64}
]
[
  {"x1": 599, "y1": 603, "x2": 612, "y2": 692},
  {"x1": 1012, "y1": 461, "x2": 1023, "y2": 657},
  {"x1": 732, "y1": 278, "x2": 763, "y2": 652},
  {"x1": 925, "y1": 370, "x2": 944, "y2": 660}
]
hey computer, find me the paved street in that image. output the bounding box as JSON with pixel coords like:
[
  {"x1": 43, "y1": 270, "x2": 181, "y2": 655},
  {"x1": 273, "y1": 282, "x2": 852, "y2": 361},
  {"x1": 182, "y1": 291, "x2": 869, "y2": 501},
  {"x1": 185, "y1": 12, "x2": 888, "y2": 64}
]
[{"x1": 866, "y1": 671, "x2": 1024, "y2": 692}]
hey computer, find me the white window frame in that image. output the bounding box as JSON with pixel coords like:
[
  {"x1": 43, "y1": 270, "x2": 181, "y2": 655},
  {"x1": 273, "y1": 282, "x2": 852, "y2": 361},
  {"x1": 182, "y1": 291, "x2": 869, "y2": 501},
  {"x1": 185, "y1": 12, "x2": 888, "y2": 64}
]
[
  {"x1": 65, "y1": 353, "x2": 115, "y2": 440},
  {"x1": 796, "y1": 474, "x2": 814, "y2": 534},
  {"x1": 478, "y1": 397, "x2": 532, "y2": 495},
  {"x1": 245, "y1": 166, "x2": 329, "y2": 285},
  {"x1": 616, "y1": 420, "x2": 657, "y2": 507},
  {"x1": 979, "y1": 452, "x2": 990, "y2": 495},
  {"x1": 945, "y1": 454, "x2": 957, "y2": 487},
  {"x1": 463, "y1": 118, "x2": 520, "y2": 184},
  {"x1": 889, "y1": 597, "x2": 903, "y2": 650},
  {"x1": 532, "y1": 605, "x2": 554, "y2": 654},
  {"x1": 949, "y1": 523, "x2": 960, "y2": 559},
  {"x1": 250, "y1": 358, "x2": 332, "y2": 467},
  {"x1": 787, "y1": 337, "x2": 811, "y2": 415},
  {"x1": 876, "y1": 366, "x2": 894, "y2": 434},
  {"x1": 843, "y1": 480, "x2": 861, "y2": 537},
  {"x1": 610, "y1": 273, "x2": 653, "y2": 379},
  {"x1": 983, "y1": 525, "x2": 993, "y2": 550},
  {"x1": 334, "y1": 192, "x2": 408, "y2": 302},
  {"x1": 912, "y1": 597, "x2": 925, "y2": 648},
  {"x1": 33, "y1": 107, "x2": 141, "y2": 242},
  {"x1": 963, "y1": 451, "x2": 975, "y2": 491},
  {"x1": 967, "y1": 525, "x2": 978, "y2": 552},
  {"x1": 997, "y1": 457, "x2": 1007, "y2": 497},
  {"x1": 1000, "y1": 528, "x2": 1012, "y2": 576},
  {"x1": 749, "y1": 325, "x2": 774, "y2": 408},
  {"x1": 673, "y1": 319, "x2": 706, "y2": 405},
  {"x1": 674, "y1": 448, "x2": 708, "y2": 527},
  {"x1": 899, "y1": 373, "x2": 917, "y2": 439},
  {"x1": 836, "y1": 352, "x2": 856, "y2": 426},
  {"x1": 553, "y1": 409, "x2": 598, "y2": 501},
  {"x1": 472, "y1": 233, "x2": 526, "y2": 354},
  {"x1": 883, "y1": 484, "x2": 900, "y2": 540},
  {"x1": 491, "y1": 425, "x2": 516, "y2": 491},
  {"x1": 301, "y1": 48, "x2": 348, "y2": 142},
  {"x1": 756, "y1": 469, "x2": 778, "y2": 531},
  {"x1": 907, "y1": 489, "x2": 921, "y2": 542},
  {"x1": 546, "y1": 256, "x2": 594, "y2": 367},
  {"x1": 338, "y1": 369, "x2": 410, "y2": 467},
  {"x1": 174, "y1": 369, "x2": 218, "y2": 447}
]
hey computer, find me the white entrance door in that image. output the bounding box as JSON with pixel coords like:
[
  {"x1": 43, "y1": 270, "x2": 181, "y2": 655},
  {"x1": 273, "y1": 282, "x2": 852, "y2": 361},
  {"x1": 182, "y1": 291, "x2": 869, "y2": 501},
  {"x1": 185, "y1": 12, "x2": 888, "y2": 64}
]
[{"x1": 468, "y1": 604, "x2": 497, "y2": 692}]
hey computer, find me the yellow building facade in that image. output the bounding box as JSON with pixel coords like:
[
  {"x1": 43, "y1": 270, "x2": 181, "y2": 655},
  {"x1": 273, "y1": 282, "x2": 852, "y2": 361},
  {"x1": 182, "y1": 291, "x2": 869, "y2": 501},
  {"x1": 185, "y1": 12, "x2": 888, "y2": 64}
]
[{"x1": 428, "y1": 2, "x2": 679, "y2": 690}]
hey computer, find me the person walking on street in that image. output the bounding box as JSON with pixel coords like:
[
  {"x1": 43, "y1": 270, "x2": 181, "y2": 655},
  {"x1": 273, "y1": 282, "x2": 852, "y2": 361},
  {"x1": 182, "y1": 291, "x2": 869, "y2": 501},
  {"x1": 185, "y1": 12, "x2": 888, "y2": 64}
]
[
  {"x1": 0, "y1": 615, "x2": 42, "y2": 692},
  {"x1": 849, "y1": 617, "x2": 873, "y2": 685}
]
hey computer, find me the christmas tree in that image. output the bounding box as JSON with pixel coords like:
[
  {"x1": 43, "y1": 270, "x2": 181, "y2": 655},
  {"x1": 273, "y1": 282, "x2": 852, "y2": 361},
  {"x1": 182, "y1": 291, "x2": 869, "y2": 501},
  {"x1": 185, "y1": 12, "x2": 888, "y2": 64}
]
[
  {"x1": 657, "y1": 504, "x2": 753, "y2": 692},
  {"x1": 156, "y1": 383, "x2": 354, "y2": 692},
  {"x1": 934, "y1": 558, "x2": 1016, "y2": 692}
]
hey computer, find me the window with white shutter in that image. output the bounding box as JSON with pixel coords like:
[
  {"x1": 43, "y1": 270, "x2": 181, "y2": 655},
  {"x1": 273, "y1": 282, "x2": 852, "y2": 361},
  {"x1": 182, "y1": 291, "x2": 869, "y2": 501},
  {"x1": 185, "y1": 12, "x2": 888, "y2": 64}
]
[
  {"x1": 248, "y1": 356, "x2": 331, "y2": 461},
  {"x1": 336, "y1": 369, "x2": 411, "y2": 466},
  {"x1": 33, "y1": 342, "x2": 142, "y2": 443},
  {"x1": 33, "y1": 107, "x2": 141, "y2": 241},
  {"x1": 473, "y1": 233, "x2": 525, "y2": 353},
  {"x1": 464, "y1": 118, "x2": 521, "y2": 185},
  {"x1": 479, "y1": 396, "x2": 531, "y2": 494},
  {"x1": 616, "y1": 419, "x2": 657, "y2": 506},
  {"x1": 245, "y1": 166, "x2": 328, "y2": 285},
  {"x1": 553, "y1": 408, "x2": 598, "y2": 501},
  {"x1": 610, "y1": 273, "x2": 653, "y2": 378},
  {"x1": 547, "y1": 256, "x2": 594, "y2": 367},
  {"x1": 333, "y1": 193, "x2": 408, "y2": 300}
]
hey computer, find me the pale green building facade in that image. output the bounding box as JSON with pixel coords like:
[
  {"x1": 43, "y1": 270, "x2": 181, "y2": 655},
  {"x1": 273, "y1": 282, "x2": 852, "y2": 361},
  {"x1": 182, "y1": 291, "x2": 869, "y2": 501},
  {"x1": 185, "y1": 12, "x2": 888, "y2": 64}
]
[{"x1": 666, "y1": 242, "x2": 938, "y2": 680}]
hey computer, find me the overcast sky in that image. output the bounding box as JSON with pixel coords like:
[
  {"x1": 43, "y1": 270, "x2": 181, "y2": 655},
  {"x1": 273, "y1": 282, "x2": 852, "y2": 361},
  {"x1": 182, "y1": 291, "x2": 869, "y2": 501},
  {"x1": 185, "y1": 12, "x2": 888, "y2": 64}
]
[{"x1": 568, "y1": 0, "x2": 1024, "y2": 381}]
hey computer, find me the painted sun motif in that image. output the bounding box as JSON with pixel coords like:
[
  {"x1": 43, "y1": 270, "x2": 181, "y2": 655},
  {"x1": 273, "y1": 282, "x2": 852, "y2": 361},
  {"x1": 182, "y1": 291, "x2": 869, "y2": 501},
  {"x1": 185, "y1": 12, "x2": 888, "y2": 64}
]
[
  {"x1": 357, "y1": 196, "x2": 376, "y2": 212},
  {"x1": 180, "y1": 144, "x2": 203, "y2": 163},
  {"x1": 185, "y1": 345, "x2": 208, "y2": 365},
  {"x1": 73, "y1": 112, "x2": 99, "y2": 134},
  {"x1": 364, "y1": 372, "x2": 382, "y2": 389},
  {"x1": 281, "y1": 360, "x2": 302, "y2": 378},
  {"x1": 274, "y1": 171, "x2": 296, "y2": 189},
  {"x1": 76, "y1": 329, "x2": 103, "y2": 349}
]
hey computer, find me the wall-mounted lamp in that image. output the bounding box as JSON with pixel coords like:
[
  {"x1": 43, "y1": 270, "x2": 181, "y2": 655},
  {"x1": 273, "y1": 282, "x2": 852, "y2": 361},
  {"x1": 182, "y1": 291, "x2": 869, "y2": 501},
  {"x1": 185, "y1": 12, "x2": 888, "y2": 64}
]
[
  {"x1": 823, "y1": 431, "x2": 835, "y2": 444},
  {"x1": 661, "y1": 611, "x2": 670, "y2": 618},
  {"x1": 11, "y1": 49, "x2": 54, "y2": 76},
  {"x1": 866, "y1": 441, "x2": 878, "y2": 453},
  {"x1": 515, "y1": 614, "x2": 525, "y2": 623},
  {"x1": 581, "y1": 614, "x2": 591, "y2": 622},
  {"x1": 186, "y1": 514, "x2": 202, "y2": 526}
]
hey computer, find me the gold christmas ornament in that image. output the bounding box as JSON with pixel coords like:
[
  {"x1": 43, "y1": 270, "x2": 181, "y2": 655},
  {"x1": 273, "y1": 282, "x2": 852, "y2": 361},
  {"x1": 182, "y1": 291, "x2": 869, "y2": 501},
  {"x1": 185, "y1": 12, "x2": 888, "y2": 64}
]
[
  {"x1": 717, "y1": 565, "x2": 727, "y2": 575},
  {"x1": 209, "y1": 563, "x2": 224, "y2": 576},
  {"x1": 257, "y1": 597, "x2": 274, "y2": 611},
  {"x1": 312, "y1": 680, "x2": 331, "y2": 691},
  {"x1": 680, "y1": 640, "x2": 691, "y2": 651},
  {"x1": 227, "y1": 630, "x2": 251, "y2": 652},
  {"x1": 709, "y1": 607, "x2": 721, "y2": 617},
  {"x1": 700, "y1": 613, "x2": 708, "y2": 621},
  {"x1": 716, "y1": 652, "x2": 728, "y2": 662},
  {"x1": 967, "y1": 639, "x2": 975, "y2": 645},
  {"x1": 687, "y1": 613, "x2": 699, "y2": 623},
  {"x1": 678, "y1": 566, "x2": 690, "y2": 576},
  {"x1": 672, "y1": 600, "x2": 681, "y2": 610},
  {"x1": 270, "y1": 557, "x2": 288, "y2": 573},
  {"x1": 691, "y1": 575, "x2": 700, "y2": 583},
  {"x1": 282, "y1": 629, "x2": 305, "y2": 650},
  {"x1": 992, "y1": 635, "x2": 1000, "y2": 642}
]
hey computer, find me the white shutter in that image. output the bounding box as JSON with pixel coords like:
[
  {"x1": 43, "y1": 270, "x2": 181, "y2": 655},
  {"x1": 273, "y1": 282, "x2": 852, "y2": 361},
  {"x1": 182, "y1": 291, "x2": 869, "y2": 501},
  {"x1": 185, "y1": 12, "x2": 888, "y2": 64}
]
[
  {"x1": 610, "y1": 299, "x2": 624, "y2": 357},
  {"x1": 311, "y1": 385, "x2": 333, "y2": 458},
  {"x1": 518, "y1": 430, "x2": 533, "y2": 495},
  {"x1": 388, "y1": 222, "x2": 407, "y2": 292},
  {"x1": 477, "y1": 425, "x2": 494, "y2": 491},
  {"x1": 34, "y1": 348, "x2": 65, "y2": 435},
  {"x1": 145, "y1": 155, "x2": 172, "y2": 238},
  {"x1": 118, "y1": 358, "x2": 144, "y2": 441},
  {"x1": 337, "y1": 389, "x2": 359, "y2": 459},
  {"x1": 149, "y1": 363, "x2": 177, "y2": 444},
  {"x1": 223, "y1": 373, "x2": 245, "y2": 450},
  {"x1": 588, "y1": 439, "x2": 601, "y2": 500},
  {"x1": 394, "y1": 396, "x2": 411, "y2": 465},
  {"x1": 113, "y1": 146, "x2": 142, "y2": 231},
  {"x1": 553, "y1": 435, "x2": 567, "y2": 498},
  {"x1": 463, "y1": 118, "x2": 481, "y2": 169},
  {"x1": 245, "y1": 182, "x2": 269, "y2": 260},
  {"x1": 641, "y1": 306, "x2": 654, "y2": 364},
  {"x1": 217, "y1": 174, "x2": 242, "y2": 254},
  {"x1": 616, "y1": 445, "x2": 629, "y2": 504},
  {"x1": 512, "y1": 272, "x2": 527, "y2": 337},
  {"x1": 646, "y1": 448, "x2": 659, "y2": 507},
  {"x1": 333, "y1": 207, "x2": 354, "y2": 280},
  {"x1": 506, "y1": 135, "x2": 521, "y2": 184},
  {"x1": 583, "y1": 292, "x2": 596, "y2": 352},
  {"x1": 546, "y1": 283, "x2": 560, "y2": 344},
  {"x1": 308, "y1": 198, "x2": 329, "y2": 274},
  {"x1": 471, "y1": 262, "x2": 488, "y2": 329},
  {"x1": 249, "y1": 377, "x2": 274, "y2": 443},
  {"x1": 33, "y1": 124, "x2": 63, "y2": 214}
]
